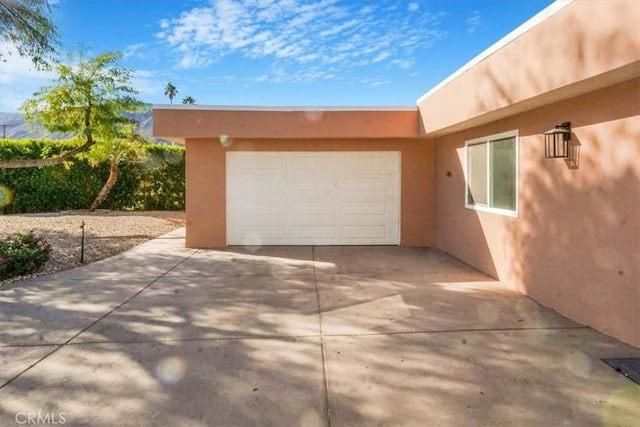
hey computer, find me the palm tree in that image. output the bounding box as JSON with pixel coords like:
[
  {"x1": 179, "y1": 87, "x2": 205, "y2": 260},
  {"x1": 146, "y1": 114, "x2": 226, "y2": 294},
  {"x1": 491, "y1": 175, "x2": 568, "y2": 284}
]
[
  {"x1": 182, "y1": 96, "x2": 196, "y2": 104},
  {"x1": 164, "y1": 82, "x2": 178, "y2": 104}
]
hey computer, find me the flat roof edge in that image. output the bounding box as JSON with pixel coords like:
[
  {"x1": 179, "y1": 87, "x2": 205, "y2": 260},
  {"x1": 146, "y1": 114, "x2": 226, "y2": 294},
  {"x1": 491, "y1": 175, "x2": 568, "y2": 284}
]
[
  {"x1": 416, "y1": 0, "x2": 574, "y2": 104},
  {"x1": 152, "y1": 104, "x2": 418, "y2": 112}
]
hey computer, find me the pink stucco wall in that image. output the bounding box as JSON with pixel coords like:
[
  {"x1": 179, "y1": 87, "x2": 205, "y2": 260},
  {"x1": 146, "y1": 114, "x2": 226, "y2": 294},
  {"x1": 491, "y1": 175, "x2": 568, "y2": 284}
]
[
  {"x1": 433, "y1": 78, "x2": 640, "y2": 347},
  {"x1": 184, "y1": 137, "x2": 435, "y2": 248}
]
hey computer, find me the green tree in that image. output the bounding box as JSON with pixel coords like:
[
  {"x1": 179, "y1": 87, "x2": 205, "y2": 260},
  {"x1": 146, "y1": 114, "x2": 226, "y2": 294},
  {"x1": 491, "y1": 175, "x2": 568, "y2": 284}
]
[
  {"x1": 0, "y1": 0, "x2": 59, "y2": 67},
  {"x1": 182, "y1": 96, "x2": 196, "y2": 105},
  {"x1": 0, "y1": 51, "x2": 144, "y2": 169},
  {"x1": 164, "y1": 82, "x2": 178, "y2": 104},
  {"x1": 86, "y1": 122, "x2": 145, "y2": 211}
]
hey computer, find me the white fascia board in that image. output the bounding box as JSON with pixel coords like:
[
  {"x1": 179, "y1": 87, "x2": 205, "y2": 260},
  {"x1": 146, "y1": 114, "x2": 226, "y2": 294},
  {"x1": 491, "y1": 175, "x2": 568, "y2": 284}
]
[{"x1": 152, "y1": 104, "x2": 418, "y2": 112}]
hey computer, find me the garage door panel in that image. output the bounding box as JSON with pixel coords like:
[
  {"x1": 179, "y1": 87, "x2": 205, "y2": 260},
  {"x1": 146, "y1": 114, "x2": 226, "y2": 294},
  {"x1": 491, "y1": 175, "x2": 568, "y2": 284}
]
[
  {"x1": 233, "y1": 173, "x2": 288, "y2": 184},
  {"x1": 230, "y1": 175, "x2": 287, "y2": 189},
  {"x1": 339, "y1": 177, "x2": 391, "y2": 192},
  {"x1": 342, "y1": 225, "x2": 389, "y2": 240},
  {"x1": 340, "y1": 214, "x2": 392, "y2": 225},
  {"x1": 234, "y1": 214, "x2": 287, "y2": 227},
  {"x1": 231, "y1": 153, "x2": 287, "y2": 170},
  {"x1": 227, "y1": 152, "x2": 400, "y2": 245},
  {"x1": 231, "y1": 191, "x2": 288, "y2": 202},
  {"x1": 289, "y1": 226, "x2": 338, "y2": 239},
  {"x1": 292, "y1": 178, "x2": 336, "y2": 192},
  {"x1": 227, "y1": 185, "x2": 286, "y2": 204},
  {"x1": 338, "y1": 155, "x2": 397, "y2": 172},
  {"x1": 288, "y1": 214, "x2": 340, "y2": 226},
  {"x1": 291, "y1": 156, "x2": 340, "y2": 170},
  {"x1": 342, "y1": 202, "x2": 389, "y2": 215},
  {"x1": 237, "y1": 227, "x2": 288, "y2": 242},
  {"x1": 290, "y1": 192, "x2": 336, "y2": 203},
  {"x1": 340, "y1": 192, "x2": 394, "y2": 202},
  {"x1": 341, "y1": 216, "x2": 393, "y2": 226},
  {"x1": 236, "y1": 201, "x2": 288, "y2": 215},
  {"x1": 292, "y1": 202, "x2": 337, "y2": 215},
  {"x1": 340, "y1": 192, "x2": 396, "y2": 203}
]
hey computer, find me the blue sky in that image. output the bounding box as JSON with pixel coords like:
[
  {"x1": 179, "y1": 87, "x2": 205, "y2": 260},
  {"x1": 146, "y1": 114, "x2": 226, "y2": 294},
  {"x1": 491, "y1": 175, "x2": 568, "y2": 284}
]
[{"x1": 0, "y1": 0, "x2": 554, "y2": 112}]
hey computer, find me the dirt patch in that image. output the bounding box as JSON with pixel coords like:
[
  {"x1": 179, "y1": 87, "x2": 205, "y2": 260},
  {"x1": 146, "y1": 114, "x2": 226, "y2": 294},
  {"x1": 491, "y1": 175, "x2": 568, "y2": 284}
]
[{"x1": 0, "y1": 211, "x2": 185, "y2": 284}]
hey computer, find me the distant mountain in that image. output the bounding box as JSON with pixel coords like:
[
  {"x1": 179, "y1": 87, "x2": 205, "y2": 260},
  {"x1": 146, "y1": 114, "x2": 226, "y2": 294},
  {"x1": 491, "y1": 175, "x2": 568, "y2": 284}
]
[
  {"x1": 0, "y1": 110, "x2": 172, "y2": 143},
  {"x1": 0, "y1": 112, "x2": 54, "y2": 139}
]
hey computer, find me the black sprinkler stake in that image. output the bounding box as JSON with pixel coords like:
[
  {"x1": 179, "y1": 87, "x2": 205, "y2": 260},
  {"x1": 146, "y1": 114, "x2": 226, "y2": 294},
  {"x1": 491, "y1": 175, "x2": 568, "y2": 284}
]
[{"x1": 80, "y1": 221, "x2": 85, "y2": 264}]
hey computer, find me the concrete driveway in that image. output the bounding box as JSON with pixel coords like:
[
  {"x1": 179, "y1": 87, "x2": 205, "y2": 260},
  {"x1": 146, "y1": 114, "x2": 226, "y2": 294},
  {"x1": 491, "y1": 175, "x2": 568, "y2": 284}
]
[{"x1": 0, "y1": 228, "x2": 638, "y2": 426}]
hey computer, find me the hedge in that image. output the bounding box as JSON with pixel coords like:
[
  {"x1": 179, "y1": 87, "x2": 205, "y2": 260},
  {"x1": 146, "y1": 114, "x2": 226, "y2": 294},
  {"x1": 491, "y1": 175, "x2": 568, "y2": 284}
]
[{"x1": 0, "y1": 139, "x2": 185, "y2": 213}]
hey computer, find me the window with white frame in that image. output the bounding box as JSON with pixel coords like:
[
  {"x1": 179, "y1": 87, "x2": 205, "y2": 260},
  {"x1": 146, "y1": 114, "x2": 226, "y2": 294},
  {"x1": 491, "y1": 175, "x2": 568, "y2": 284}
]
[{"x1": 465, "y1": 130, "x2": 518, "y2": 216}]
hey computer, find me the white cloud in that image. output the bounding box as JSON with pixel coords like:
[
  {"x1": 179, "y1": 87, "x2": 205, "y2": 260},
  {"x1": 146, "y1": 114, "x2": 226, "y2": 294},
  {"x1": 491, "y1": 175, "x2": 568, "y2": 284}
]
[
  {"x1": 369, "y1": 80, "x2": 390, "y2": 87},
  {"x1": 360, "y1": 77, "x2": 391, "y2": 87},
  {"x1": 319, "y1": 19, "x2": 359, "y2": 38},
  {"x1": 373, "y1": 51, "x2": 391, "y2": 63},
  {"x1": 390, "y1": 59, "x2": 414, "y2": 69},
  {"x1": 360, "y1": 5, "x2": 375, "y2": 15},
  {"x1": 466, "y1": 11, "x2": 482, "y2": 33},
  {"x1": 131, "y1": 69, "x2": 165, "y2": 98},
  {"x1": 297, "y1": 53, "x2": 320, "y2": 63},
  {"x1": 0, "y1": 43, "x2": 56, "y2": 112},
  {"x1": 157, "y1": 0, "x2": 445, "y2": 81},
  {"x1": 177, "y1": 51, "x2": 213, "y2": 69},
  {"x1": 123, "y1": 43, "x2": 148, "y2": 59}
]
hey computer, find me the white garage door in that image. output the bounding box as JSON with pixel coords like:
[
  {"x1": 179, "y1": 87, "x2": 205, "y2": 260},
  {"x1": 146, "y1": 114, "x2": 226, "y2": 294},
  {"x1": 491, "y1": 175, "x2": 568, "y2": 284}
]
[{"x1": 226, "y1": 151, "x2": 400, "y2": 245}]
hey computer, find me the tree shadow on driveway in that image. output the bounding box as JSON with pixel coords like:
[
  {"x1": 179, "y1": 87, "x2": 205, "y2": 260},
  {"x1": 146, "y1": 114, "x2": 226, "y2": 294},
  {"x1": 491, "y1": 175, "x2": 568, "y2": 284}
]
[{"x1": 0, "y1": 243, "x2": 638, "y2": 426}]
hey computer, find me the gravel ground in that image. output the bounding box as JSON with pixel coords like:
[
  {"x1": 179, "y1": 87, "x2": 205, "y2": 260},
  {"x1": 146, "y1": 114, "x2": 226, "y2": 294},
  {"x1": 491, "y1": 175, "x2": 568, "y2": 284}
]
[{"x1": 0, "y1": 211, "x2": 185, "y2": 285}]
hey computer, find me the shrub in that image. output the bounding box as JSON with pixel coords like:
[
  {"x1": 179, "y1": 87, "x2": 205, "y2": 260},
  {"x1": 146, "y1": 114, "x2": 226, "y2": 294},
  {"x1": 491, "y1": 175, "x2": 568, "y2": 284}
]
[
  {"x1": 0, "y1": 233, "x2": 52, "y2": 281},
  {"x1": 135, "y1": 145, "x2": 186, "y2": 210},
  {"x1": 0, "y1": 138, "x2": 185, "y2": 213}
]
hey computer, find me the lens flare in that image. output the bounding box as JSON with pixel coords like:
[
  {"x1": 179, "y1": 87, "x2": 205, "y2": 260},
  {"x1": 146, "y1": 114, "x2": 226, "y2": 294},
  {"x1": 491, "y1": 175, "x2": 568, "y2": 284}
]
[
  {"x1": 241, "y1": 232, "x2": 263, "y2": 250},
  {"x1": 304, "y1": 110, "x2": 324, "y2": 122},
  {"x1": 155, "y1": 356, "x2": 187, "y2": 384},
  {"x1": 163, "y1": 150, "x2": 183, "y2": 165},
  {"x1": 0, "y1": 185, "x2": 14, "y2": 208},
  {"x1": 602, "y1": 385, "x2": 640, "y2": 426},
  {"x1": 140, "y1": 152, "x2": 163, "y2": 172},
  {"x1": 220, "y1": 134, "x2": 233, "y2": 147}
]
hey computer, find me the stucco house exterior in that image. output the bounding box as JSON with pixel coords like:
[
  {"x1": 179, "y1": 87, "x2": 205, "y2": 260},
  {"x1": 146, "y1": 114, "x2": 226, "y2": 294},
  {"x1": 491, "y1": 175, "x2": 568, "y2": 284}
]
[{"x1": 153, "y1": 0, "x2": 640, "y2": 348}]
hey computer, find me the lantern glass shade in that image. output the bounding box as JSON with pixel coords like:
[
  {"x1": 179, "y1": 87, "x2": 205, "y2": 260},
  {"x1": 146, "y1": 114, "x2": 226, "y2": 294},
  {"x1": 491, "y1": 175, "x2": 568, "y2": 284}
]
[{"x1": 544, "y1": 122, "x2": 571, "y2": 159}]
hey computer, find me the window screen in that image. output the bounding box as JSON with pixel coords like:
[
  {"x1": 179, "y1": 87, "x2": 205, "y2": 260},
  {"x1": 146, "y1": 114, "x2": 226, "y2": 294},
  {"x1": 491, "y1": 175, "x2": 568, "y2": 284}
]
[{"x1": 465, "y1": 132, "x2": 517, "y2": 215}]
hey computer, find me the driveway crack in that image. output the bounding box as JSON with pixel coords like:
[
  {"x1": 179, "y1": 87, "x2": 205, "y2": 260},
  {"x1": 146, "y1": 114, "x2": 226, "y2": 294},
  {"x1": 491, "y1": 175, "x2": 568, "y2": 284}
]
[
  {"x1": 312, "y1": 246, "x2": 332, "y2": 427},
  {"x1": 0, "y1": 249, "x2": 199, "y2": 390}
]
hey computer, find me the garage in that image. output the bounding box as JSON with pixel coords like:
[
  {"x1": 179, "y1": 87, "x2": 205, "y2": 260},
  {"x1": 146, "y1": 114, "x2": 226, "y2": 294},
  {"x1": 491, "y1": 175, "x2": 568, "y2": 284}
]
[
  {"x1": 153, "y1": 107, "x2": 433, "y2": 248},
  {"x1": 226, "y1": 151, "x2": 400, "y2": 245}
]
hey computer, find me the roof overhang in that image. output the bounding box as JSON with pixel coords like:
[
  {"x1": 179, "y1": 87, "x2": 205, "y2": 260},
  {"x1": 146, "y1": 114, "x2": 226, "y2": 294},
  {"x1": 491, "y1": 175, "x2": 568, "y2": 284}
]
[
  {"x1": 416, "y1": 0, "x2": 640, "y2": 138},
  {"x1": 153, "y1": 106, "x2": 421, "y2": 142},
  {"x1": 421, "y1": 61, "x2": 640, "y2": 138}
]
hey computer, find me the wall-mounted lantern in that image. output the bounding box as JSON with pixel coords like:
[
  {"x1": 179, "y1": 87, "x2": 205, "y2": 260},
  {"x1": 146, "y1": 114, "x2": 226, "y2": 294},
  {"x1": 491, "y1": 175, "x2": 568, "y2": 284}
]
[{"x1": 544, "y1": 121, "x2": 571, "y2": 159}]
